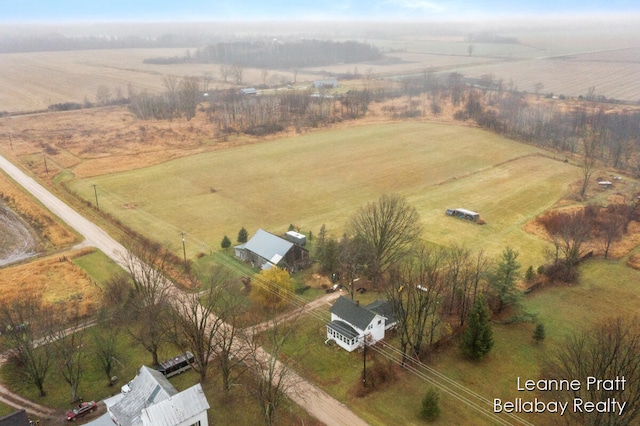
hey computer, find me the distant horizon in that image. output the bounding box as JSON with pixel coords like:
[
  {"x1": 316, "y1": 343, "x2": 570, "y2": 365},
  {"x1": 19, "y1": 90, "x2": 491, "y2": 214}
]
[{"x1": 2, "y1": 1, "x2": 640, "y2": 24}]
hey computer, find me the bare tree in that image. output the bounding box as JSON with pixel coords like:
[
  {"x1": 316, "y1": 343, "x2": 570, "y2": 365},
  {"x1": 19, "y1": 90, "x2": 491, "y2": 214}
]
[
  {"x1": 231, "y1": 63, "x2": 246, "y2": 85},
  {"x1": 91, "y1": 324, "x2": 120, "y2": 387},
  {"x1": 386, "y1": 245, "x2": 446, "y2": 364},
  {"x1": 349, "y1": 194, "x2": 421, "y2": 286},
  {"x1": 247, "y1": 317, "x2": 300, "y2": 426},
  {"x1": 541, "y1": 317, "x2": 640, "y2": 425},
  {"x1": 339, "y1": 234, "x2": 373, "y2": 300},
  {"x1": 0, "y1": 293, "x2": 51, "y2": 397},
  {"x1": 220, "y1": 63, "x2": 231, "y2": 83},
  {"x1": 166, "y1": 268, "x2": 238, "y2": 384},
  {"x1": 121, "y1": 242, "x2": 173, "y2": 366},
  {"x1": 96, "y1": 85, "x2": 112, "y2": 106},
  {"x1": 48, "y1": 305, "x2": 86, "y2": 403},
  {"x1": 579, "y1": 127, "x2": 600, "y2": 198},
  {"x1": 179, "y1": 76, "x2": 200, "y2": 121}
]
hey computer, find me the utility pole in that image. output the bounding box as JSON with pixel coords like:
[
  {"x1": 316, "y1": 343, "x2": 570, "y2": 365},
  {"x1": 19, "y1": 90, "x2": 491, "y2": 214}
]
[
  {"x1": 362, "y1": 333, "x2": 370, "y2": 387},
  {"x1": 43, "y1": 153, "x2": 48, "y2": 175},
  {"x1": 93, "y1": 184, "x2": 99, "y2": 211},
  {"x1": 181, "y1": 232, "x2": 187, "y2": 269}
]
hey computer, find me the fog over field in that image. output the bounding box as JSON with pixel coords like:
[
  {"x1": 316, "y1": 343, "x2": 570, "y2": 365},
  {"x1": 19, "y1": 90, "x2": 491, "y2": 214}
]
[{"x1": 0, "y1": 16, "x2": 638, "y2": 113}]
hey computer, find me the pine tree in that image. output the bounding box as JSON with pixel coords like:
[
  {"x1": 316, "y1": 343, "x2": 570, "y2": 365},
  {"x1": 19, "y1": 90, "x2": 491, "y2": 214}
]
[
  {"x1": 237, "y1": 227, "x2": 249, "y2": 243},
  {"x1": 461, "y1": 295, "x2": 494, "y2": 360},
  {"x1": 420, "y1": 388, "x2": 441, "y2": 422},
  {"x1": 533, "y1": 323, "x2": 546, "y2": 343},
  {"x1": 490, "y1": 247, "x2": 522, "y2": 313},
  {"x1": 221, "y1": 235, "x2": 231, "y2": 249}
]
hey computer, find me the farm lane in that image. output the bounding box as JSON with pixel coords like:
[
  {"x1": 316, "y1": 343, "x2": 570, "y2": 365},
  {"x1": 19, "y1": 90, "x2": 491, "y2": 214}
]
[{"x1": 0, "y1": 153, "x2": 369, "y2": 426}]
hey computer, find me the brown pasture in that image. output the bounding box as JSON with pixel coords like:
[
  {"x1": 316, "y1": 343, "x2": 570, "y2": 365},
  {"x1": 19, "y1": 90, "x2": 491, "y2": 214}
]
[
  {"x1": 0, "y1": 248, "x2": 100, "y2": 318},
  {"x1": 1, "y1": 21, "x2": 640, "y2": 113}
]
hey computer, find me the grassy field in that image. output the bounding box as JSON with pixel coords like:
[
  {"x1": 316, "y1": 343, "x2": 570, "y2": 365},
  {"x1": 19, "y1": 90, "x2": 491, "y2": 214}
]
[
  {"x1": 274, "y1": 250, "x2": 640, "y2": 426},
  {"x1": 68, "y1": 121, "x2": 577, "y2": 268},
  {"x1": 1, "y1": 20, "x2": 639, "y2": 112}
]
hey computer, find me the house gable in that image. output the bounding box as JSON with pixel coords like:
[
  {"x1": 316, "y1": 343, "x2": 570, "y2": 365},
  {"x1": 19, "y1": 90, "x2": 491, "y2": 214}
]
[
  {"x1": 330, "y1": 296, "x2": 376, "y2": 331},
  {"x1": 327, "y1": 296, "x2": 389, "y2": 352},
  {"x1": 141, "y1": 383, "x2": 210, "y2": 426}
]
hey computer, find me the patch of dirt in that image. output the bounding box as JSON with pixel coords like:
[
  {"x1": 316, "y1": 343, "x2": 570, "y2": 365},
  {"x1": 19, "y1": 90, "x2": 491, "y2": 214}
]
[{"x1": 0, "y1": 200, "x2": 40, "y2": 266}]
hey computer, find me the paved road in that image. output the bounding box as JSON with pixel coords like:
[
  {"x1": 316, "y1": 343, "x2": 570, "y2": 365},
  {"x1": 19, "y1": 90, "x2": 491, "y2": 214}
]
[{"x1": 0, "y1": 153, "x2": 368, "y2": 426}]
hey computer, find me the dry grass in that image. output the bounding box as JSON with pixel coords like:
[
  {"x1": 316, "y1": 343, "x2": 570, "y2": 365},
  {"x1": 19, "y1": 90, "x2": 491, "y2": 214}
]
[
  {"x1": 0, "y1": 248, "x2": 101, "y2": 317},
  {"x1": 0, "y1": 171, "x2": 76, "y2": 247}
]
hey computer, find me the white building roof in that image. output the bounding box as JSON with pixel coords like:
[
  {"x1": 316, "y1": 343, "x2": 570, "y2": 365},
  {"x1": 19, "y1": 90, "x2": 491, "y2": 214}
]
[
  {"x1": 141, "y1": 384, "x2": 210, "y2": 426},
  {"x1": 105, "y1": 366, "x2": 177, "y2": 426}
]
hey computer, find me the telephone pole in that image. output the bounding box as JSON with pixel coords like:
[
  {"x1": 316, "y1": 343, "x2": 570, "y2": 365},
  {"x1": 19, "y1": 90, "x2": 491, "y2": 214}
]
[{"x1": 93, "y1": 184, "x2": 99, "y2": 211}]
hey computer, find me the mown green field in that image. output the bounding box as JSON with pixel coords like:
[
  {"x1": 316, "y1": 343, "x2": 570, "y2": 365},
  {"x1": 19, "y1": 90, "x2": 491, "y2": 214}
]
[{"x1": 69, "y1": 122, "x2": 577, "y2": 268}]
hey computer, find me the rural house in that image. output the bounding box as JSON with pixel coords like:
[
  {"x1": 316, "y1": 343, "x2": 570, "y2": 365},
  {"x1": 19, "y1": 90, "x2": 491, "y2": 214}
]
[
  {"x1": 235, "y1": 228, "x2": 309, "y2": 271},
  {"x1": 102, "y1": 366, "x2": 209, "y2": 426},
  {"x1": 326, "y1": 296, "x2": 396, "y2": 352}
]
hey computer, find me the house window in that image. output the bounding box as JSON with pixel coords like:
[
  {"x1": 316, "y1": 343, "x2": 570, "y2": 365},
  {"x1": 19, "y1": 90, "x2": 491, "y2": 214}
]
[
  {"x1": 378, "y1": 320, "x2": 382, "y2": 325},
  {"x1": 190, "y1": 422, "x2": 201, "y2": 426}
]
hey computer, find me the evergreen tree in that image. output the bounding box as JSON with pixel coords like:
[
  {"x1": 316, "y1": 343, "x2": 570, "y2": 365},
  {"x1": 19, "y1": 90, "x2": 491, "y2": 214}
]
[
  {"x1": 490, "y1": 247, "x2": 522, "y2": 313},
  {"x1": 237, "y1": 227, "x2": 249, "y2": 243},
  {"x1": 525, "y1": 265, "x2": 535, "y2": 281},
  {"x1": 221, "y1": 235, "x2": 231, "y2": 249},
  {"x1": 420, "y1": 388, "x2": 441, "y2": 422},
  {"x1": 461, "y1": 295, "x2": 494, "y2": 360},
  {"x1": 533, "y1": 323, "x2": 546, "y2": 343}
]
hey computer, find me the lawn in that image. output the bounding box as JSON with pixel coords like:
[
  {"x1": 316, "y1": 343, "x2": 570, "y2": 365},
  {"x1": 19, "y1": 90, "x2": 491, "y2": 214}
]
[
  {"x1": 68, "y1": 122, "x2": 577, "y2": 268},
  {"x1": 265, "y1": 250, "x2": 640, "y2": 426}
]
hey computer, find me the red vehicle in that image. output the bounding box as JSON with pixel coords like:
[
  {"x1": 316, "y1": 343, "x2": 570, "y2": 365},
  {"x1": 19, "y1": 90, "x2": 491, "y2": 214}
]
[{"x1": 66, "y1": 401, "x2": 97, "y2": 421}]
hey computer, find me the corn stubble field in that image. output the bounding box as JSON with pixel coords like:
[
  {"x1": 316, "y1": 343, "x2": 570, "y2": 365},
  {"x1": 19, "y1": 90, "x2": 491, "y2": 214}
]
[{"x1": 1, "y1": 20, "x2": 640, "y2": 425}]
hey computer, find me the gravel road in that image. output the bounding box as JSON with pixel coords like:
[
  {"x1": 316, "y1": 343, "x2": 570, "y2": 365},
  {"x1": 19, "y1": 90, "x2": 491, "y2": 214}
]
[{"x1": 0, "y1": 153, "x2": 369, "y2": 426}]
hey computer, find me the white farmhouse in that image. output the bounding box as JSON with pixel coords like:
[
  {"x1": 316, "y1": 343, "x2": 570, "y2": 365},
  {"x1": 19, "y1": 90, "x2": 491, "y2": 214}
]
[{"x1": 326, "y1": 296, "x2": 396, "y2": 352}]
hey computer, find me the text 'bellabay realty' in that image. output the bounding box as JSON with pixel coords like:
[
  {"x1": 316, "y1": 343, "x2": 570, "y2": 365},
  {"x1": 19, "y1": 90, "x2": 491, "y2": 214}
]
[{"x1": 494, "y1": 376, "x2": 627, "y2": 416}]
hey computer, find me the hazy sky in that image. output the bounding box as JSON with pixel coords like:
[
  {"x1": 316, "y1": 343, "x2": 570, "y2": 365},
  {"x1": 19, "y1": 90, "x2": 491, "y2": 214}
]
[{"x1": 2, "y1": 0, "x2": 639, "y2": 22}]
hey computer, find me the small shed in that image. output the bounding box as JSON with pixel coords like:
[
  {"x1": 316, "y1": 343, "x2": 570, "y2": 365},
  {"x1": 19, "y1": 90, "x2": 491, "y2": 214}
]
[
  {"x1": 598, "y1": 181, "x2": 613, "y2": 188},
  {"x1": 285, "y1": 230, "x2": 306, "y2": 246},
  {"x1": 446, "y1": 208, "x2": 480, "y2": 222},
  {"x1": 240, "y1": 88, "x2": 258, "y2": 95}
]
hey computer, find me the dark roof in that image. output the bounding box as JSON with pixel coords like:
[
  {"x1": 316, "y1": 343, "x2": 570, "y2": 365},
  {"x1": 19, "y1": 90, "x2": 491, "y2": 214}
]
[
  {"x1": 327, "y1": 320, "x2": 359, "y2": 340},
  {"x1": 0, "y1": 409, "x2": 30, "y2": 426},
  {"x1": 365, "y1": 300, "x2": 395, "y2": 323},
  {"x1": 244, "y1": 229, "x2": 294, "y2": 265},
  {"x1": 330, "y1": 296, "x2": 376, "y2": 330}
]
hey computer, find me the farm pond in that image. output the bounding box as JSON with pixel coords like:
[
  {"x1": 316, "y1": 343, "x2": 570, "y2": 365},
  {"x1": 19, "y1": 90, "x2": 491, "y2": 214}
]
[{"x1": 0, "y1": 199, "x2": 41, "y2": 266}]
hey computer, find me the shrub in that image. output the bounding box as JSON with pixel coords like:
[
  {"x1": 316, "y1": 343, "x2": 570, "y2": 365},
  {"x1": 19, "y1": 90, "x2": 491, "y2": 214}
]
[{"x1": 420, "y1": 388, "x2": 441, "y2": 422}]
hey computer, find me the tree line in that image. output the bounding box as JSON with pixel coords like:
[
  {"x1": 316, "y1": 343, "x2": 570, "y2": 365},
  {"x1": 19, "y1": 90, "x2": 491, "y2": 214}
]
[{"x1": 144, "y1": 39, "x2": 383, "y2": 69}]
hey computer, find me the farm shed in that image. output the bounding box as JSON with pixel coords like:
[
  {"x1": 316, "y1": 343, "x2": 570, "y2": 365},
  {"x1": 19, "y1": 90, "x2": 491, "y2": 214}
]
[
  {"x1": 102, "y1": 366, "x2": 210, "y2": 426},
  {"x1": 235, "y1": 228, "x2": 309, "y2": 271},
  {"x1": 314, "y1": 78, "x2": 338, "y2": 88},
  {"x1": 446, "y1": 208, "x2": 480, "y2": 222},
  {"x1": 285, "y1": 230, "x2": 306, "y2": 246},
  {"x1": 326, "y1": 296, "x2": 396, "y2": 352},
  {"x1": 240, "y1": 87, "x2": 258, "y2": 95},
  {"x1": 598, "y1": 180, "x2": 613, "y2": 188}
]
